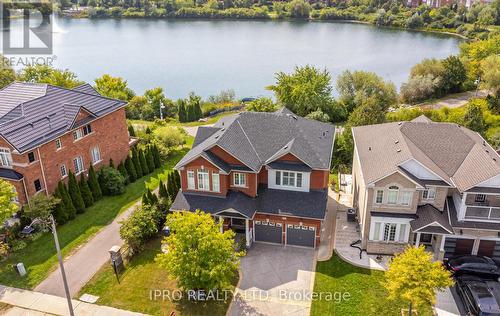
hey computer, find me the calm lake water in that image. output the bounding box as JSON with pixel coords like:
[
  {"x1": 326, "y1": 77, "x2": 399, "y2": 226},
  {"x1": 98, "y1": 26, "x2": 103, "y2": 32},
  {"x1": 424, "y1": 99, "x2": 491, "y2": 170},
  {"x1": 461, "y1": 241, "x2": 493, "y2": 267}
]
[{"x1": 49, "y1": 18, "x2": 461, "y2": 99}]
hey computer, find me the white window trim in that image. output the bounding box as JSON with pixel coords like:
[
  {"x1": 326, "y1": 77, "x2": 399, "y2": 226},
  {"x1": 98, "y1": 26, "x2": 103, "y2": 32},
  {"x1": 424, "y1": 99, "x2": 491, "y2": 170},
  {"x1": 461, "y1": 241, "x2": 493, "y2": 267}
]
[
  {"x1": 369, "y1": 217, "x2": 411, "y2": 243},
  {"x1": 269, "y1": 169, "x2": 310, "y2": 192},
  {"x1": 55, "y1": 138, "x2": 63, "y2": 151},
  {"x1": 373, "y1": 185, "x2": 414, "y2": 207},
  {"x1": 73, "y1": 156, "x2": 84, "y2": 175},
  {"x1": 60, "y1": 164, "x2": 68, "y2": 179},
  {"x1": 375, "y1": 189, "x2": 384, "y2": 204},
  {"x1": 387, "y1": 186, "x2": 399, "y2": 205},
  {"x1": 422, "y1": 187, "x2": 436, "y2": 200},
  {"x1": 91, "y1": 146, "x2": 102, "y2": 165},
  {"x1": 187, "y1": 170, "x2": 195, "y2": 190},
  {"x1": 232, "y1": 172, "x2": 246, "y2": 188},
  {"x1": 0, "y1": 147, "x2": 13, "y2": 168},
  {"x1": 399, "y1": 190, "x2": 413, "y2": 206},
  {"x1": 212, "y1": 173, "x2": 220, "y2": 192},
  {"x1": 197, "y1": 169, "x2": 210, "y2": 191}
]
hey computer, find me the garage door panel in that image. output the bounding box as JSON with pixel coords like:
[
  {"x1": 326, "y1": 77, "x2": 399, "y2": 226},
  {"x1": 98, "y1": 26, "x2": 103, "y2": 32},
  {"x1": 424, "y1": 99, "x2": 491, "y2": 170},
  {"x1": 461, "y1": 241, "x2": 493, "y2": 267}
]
[
  {"x1": 254, "y1": 221, "x2": 282, "y2": 244},
  {"x1": 287, "y1": 225, "x2": 315, "y2": 248},
  {"x1": 478, "y1": 240, "x2": 496, "y2": 257},
  {"x1": 455, "y1": 239, "x2": 474, "y2": 256}
]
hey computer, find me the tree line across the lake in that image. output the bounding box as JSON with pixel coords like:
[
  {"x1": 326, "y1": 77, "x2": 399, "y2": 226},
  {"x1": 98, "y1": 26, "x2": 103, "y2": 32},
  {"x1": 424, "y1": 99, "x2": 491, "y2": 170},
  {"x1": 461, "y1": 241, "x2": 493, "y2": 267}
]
[{"x1": 56, "y1": 0, "x2": 500, "y2": 39}]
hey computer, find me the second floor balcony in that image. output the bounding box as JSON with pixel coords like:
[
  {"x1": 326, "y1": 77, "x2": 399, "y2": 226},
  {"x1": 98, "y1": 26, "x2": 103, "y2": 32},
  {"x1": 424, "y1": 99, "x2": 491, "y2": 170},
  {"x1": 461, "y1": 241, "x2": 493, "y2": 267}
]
[{"x1": 461, "y1": 192, "x2": 500, "y2": 222}]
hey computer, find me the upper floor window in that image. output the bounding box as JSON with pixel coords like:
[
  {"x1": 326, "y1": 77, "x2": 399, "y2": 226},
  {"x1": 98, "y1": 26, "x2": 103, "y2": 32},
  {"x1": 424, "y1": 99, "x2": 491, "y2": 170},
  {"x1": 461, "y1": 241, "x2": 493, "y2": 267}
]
[
  {"x1": 83, "y1": 124, "x2": 92, "y2": 135},
  {"x1": 375, "y1": 190, "x2": 384, "y2": 204},
  {"x1": 60, "y1": 164, "x2": 67, "y2": 178},
  {"x1": 55, "y1": 138, "x2": 62, "y2": 150},
  {"x1": 27, "y1": 152, "x2": 35, "y2": 163},
  {"x1": 197, "y1": 169, "x2": 209, "y2": 190},
  {"x1": 399, "y1": 191, "x2": 412, "y2": 206},
  {"x1": 73, "y1": 156, "x2": 84, "y2": 175},
  {"x1": 276, "y1": 171, "x2": 303, "y2": 188},
  {"x1": 187, "y1": 170, "x2": 195, "y2": 189},
  {"x1": 91, "y1": 146, "x2": 101, "y2": 164},
  {"x1": 233, "y1": 172, "x2": 246, "y2": 187},
  {"x1": 387, "y1": 186, "x2": 399, "y2": 204},
  {"x1": 422, "y1": 187, "x2": 436, "y2": 200},
  {"x1": 0, "y1": 148, "x2": 12, "y2": 167},
  {"x1": 73, "y1": 129, "x2": 83, "y2": 141},
  {"x1": 212, "y1": 173, "x2": 220, "y2": 192},
  {"x1": 475, "y1": 194, "x2": 487, "y2": 203}
]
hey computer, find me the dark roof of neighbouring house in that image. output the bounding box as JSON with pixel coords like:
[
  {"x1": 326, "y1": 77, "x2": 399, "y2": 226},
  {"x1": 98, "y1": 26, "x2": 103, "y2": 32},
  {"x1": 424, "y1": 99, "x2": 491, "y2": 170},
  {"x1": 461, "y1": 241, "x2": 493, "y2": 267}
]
[
  {"x1": 445, "y1": 197, "x2": 500, "y2": 231},
  {"x1": 267, "y1": 161, "x2": 312, "y2": 172},
  {"x1": 0, "y1": 82, "x2": 126, "y2": 153},
  {"x1": 171, "y1": 186, "x2": 328, "y2": 220},
  {"x1": 0, "y1": 168, "x2": 23, "y2": 180},
  {"x1": 352, "y1": 115, "x2": 500, "y2": 192},
  {"x1": 72, "y1": 83, "x2": 100, "y2": 96},
  {"x1": 175, "y1": 108, "x2": 335, "y2": 172},
  {"x1": 410, "y1": 204, "x2": 454, "y2": 234}
]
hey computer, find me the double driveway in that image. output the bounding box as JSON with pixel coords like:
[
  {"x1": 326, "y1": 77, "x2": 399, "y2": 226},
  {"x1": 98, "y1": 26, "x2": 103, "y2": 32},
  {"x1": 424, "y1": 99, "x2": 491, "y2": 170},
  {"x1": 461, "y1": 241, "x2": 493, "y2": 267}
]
[{"x1": 228, "y1": 243, "x2": 316, "y2": 316}]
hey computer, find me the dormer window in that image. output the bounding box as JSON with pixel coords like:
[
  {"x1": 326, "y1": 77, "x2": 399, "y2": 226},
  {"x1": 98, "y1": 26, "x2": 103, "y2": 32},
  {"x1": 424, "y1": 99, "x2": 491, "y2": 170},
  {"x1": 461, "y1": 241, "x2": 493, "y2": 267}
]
[
  {"x1": 83, "y1": 124, "x2": 92, "y2": 135},
  {"x1": 73, "y1": 129, "x2": 83, "y2": 140},
  {"x1": 276, "y1": 171, "x2": 303, "y2": 188}
]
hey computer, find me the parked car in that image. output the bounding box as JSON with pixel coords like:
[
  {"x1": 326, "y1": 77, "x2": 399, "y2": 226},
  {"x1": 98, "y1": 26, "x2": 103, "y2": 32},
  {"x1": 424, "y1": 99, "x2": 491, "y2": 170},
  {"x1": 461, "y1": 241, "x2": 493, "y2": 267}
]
[
  {"x1": 445, "y1": 256, "x2": 500, "y2": 277},
  {"x1": 455, "y1": 275, "x2": 500, "y2": 316}
]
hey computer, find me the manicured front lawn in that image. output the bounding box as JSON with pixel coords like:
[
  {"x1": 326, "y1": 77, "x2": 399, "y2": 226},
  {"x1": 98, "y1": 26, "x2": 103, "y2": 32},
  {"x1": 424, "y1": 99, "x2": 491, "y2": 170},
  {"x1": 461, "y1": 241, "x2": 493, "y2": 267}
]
[
  {"x1": 311, "y1": 255, "x2": 433, "y2": 316},
  {"x1": 79, "y1": 237, "x2": 235, "y2": 315},
  {"x1": 0, "y1": 148, "x2": 188, "y2": 289}
]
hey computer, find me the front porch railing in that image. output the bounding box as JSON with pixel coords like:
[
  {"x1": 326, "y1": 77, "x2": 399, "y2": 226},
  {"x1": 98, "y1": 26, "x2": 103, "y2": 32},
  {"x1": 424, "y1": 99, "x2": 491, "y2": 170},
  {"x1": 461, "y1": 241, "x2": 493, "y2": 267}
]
[{"x1": 464, "y1": 205, "x2": 500, "y2": 221}]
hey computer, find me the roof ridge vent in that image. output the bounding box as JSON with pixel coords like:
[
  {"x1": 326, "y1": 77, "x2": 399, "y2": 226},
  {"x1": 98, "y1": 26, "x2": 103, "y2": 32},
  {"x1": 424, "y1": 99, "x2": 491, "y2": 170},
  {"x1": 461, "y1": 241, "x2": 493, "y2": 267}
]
[
  {"x1": 395, "y1": 140, "x2": 399, "y2": 144},
  {"x1": 396, "y1": 149, "x2": 401, "y2": 153},
  {"x1": 398, "y1": 122, "x2": 403, "y2": 126},
  {"x1": 221, "y1": 128, "x2": 225, "y2": 131}
]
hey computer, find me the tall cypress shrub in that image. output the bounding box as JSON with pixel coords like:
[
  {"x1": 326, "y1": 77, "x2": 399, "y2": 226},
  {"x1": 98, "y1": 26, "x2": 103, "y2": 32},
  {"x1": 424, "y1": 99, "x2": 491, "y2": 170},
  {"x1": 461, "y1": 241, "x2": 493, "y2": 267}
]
[
  {"x1": 146, "y1": 146, "x2": 155, "y2": 172},
  {"x1": 58, "y1": 182, "x2": 76, "y2": 220},
  {"x1": 68, "y1": 171, "x2": 85, "y2": 213},
  {"x1": 132, "y1": 148, "x2": 143, "y2": 178},
  {"x1": 159, "y1": 179, "x2": 168, "y2": 200},
  {"x1": 128, "y1": 125, "x2": 136, "y2": 137},
  {"x1": 139, "y1": 149, "x2": 149, "y2": 175},
  {"x1": 87, "y1": 164, "x2": 102, "y2": 201},
  {"x1": 118, "y1": 162, "x2": 129, "y2": 184},
  {"x1": 178, "y1": 101, "x2": 187, "y2": 123},
  {"x1": 152, "y1": 144, "x2": 161, "y2": 168},
  {"x1": 79, "y1": 173, "x2": 94, "y2": 208},
  {"x1": 53, "y1": 187, "x2": 69, "y2": 225},
  {"x1": 125, "y1": 156, "x2": 137, "y2": 182}
]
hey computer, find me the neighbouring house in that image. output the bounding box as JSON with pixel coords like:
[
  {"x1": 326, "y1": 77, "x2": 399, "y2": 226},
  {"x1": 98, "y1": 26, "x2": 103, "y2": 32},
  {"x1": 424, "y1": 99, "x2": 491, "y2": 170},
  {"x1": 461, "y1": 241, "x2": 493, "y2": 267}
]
[
  {"x1": 171, "y1": 108, "x2": 335, "y2": 248},
  {"x1": 351, "y1": 115, "x2": 500, "y2": 260},
  {"x1": 0, "y1": 82, "x2": 134, "y2": 205}
]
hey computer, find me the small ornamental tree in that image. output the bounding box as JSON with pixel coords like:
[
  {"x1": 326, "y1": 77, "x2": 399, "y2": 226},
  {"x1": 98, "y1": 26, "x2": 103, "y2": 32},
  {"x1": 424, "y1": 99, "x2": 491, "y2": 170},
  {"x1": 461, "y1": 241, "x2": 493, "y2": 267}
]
[
  {"x1": 68, "y1": 171, "x2": 86, "y2": 213},
  {"x1": 117, "y1": 161, "x2": 129, "y2": 184},
  {"x1": 385, "y1": 246, "x2": 453, "y2": 315},
  {"x1": 24, "y1": 194, "x2": 60, "y2": 222},
  {"x1": 146, "y1": 146, "x2": 155, "y2": 172},
  {"x1": 79, "y1": 174, "x2": 94, "y2": 208},
  {"x1": 125, "y1": 156, "x2": 137, "y2": 182},
  {"x1": 132, "y1": 148, "x2": 143, "y2": 178},
  {"x1": 178, "y1": 100, "x2": 187, "y2": 123},
  {"x1": 120, "y1": 204, "x2": 162, "y2": 253},
  {"x1": 58, "y1": 182, "x2": 76, "y2": 220},
  {"x1": 155, "y1": 211, "x2": 243, "y2": 291},
  {"x1": 87, "y1": 164, "x2": 102, "y2": 201},
  {"x1": 0, "y1": 179, "x2": 19, "y2": 223},
  {"x1": 139, "y1": 149, "x2": 149, "y2": 175},
  {"x1": 463, "y1": 99, "x2": 486, "y2": 135}
]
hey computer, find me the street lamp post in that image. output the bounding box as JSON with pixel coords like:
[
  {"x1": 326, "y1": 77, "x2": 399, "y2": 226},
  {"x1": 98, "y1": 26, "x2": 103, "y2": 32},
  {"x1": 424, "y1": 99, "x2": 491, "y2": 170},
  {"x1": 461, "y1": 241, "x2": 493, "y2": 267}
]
[
  {"x1": 475, "y1": 77, "x2": 481, "y2": 97},
  {"x1": 26, "y1": 215, "x2": 74, "y2": 316},
  {"x1": 160, "y1": 103, "x2": 166, "y2": 120}
]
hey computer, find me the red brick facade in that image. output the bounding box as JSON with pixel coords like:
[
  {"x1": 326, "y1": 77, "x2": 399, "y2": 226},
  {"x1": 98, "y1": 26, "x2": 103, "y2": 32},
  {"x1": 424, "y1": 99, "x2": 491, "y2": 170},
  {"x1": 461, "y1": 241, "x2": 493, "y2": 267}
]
[{"x1": 1, "y1": 108, "x2": 130, "y2": 204}]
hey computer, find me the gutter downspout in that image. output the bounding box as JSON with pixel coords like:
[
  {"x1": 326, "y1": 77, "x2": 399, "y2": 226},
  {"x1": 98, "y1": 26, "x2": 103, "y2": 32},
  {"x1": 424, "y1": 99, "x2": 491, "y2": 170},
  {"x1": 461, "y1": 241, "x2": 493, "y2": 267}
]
[
  {"x1": 37, "y1": 148, "x2": 49, "y2": 196},
  {"x1": 21, "y1": 178, "x2": 30, "y2": 207}
]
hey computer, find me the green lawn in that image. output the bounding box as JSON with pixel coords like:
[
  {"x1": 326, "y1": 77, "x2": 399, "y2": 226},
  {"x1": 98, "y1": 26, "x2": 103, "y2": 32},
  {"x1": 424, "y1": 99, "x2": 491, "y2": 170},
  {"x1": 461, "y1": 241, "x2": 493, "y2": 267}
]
[
  {"x1": 0, "y1": 147, "x2": 188, "y2": 289},
  {"x1": 129, "y1": 110, "x2": 239, "y2": 130},
  {"x1": 79, "y1": 237, "x2": 235, "y2": 316},
  {"x1": 311, "y1": 255, "x2": 433, "y2": 316}
]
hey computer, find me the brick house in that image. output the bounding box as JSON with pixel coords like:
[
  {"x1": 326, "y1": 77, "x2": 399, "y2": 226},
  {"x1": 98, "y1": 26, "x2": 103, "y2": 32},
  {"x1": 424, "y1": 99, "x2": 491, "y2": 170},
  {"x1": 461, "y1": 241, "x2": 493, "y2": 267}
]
[
  {"x1": 0, "y1": 82, "x2": 133, "y2": 205},
  {"x1": 171, "y1": 108, "x2": 335, "y2": 248},
  {"x1": 351, "y1": 115, "x2": 500, "y2": 260}
]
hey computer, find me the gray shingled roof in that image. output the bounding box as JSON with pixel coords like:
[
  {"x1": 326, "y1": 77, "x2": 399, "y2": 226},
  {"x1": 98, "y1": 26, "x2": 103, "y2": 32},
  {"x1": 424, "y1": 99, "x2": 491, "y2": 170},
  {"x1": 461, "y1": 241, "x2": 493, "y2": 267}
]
[
  {"x1": 0, "y1": 82, "x2": 125, "y2": 153},
  {"x1": 352, "y1": 115, "x2": 500, "y2": 192},
  {"x1": 176, "y1": 108, "x2": 335, "y2": 171},
  {"x1": 410, "y1": 204, "x2": 453, "y2": 234},
  {"x1": 171, "y1": 185, "x2": 328, "y2": 220}
]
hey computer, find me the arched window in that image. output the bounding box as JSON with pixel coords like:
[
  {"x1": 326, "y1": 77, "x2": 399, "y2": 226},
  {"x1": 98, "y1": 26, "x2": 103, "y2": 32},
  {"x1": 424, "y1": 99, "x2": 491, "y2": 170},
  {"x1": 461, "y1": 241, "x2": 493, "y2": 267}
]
[{"x1": 387, "y1": 185, "x2": 399, "y2": 204}]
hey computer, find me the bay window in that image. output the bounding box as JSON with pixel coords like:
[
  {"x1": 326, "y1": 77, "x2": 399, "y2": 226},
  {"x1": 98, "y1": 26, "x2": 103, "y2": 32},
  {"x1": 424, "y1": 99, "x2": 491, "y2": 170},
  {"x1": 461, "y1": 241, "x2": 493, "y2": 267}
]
[
  {"x1": 370, "y1": 220, "x2": 409, "y2": 243},
  {"x1": 197, "y1": 169, "x2": 209, "y2": 190}
]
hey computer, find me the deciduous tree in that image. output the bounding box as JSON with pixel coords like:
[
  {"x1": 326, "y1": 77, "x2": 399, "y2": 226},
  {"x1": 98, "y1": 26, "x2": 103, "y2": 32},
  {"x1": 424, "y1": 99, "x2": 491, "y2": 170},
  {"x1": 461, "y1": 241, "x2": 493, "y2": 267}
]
[
  {"x1": 155, "y1": 211, "x2": 243, "y2": 291},
  {"x1": 94, "y1": 74, "x2": 135, "y2": 101},
  {"x1": 0, "y1": 179, "x2": 18, "y2": 223}
]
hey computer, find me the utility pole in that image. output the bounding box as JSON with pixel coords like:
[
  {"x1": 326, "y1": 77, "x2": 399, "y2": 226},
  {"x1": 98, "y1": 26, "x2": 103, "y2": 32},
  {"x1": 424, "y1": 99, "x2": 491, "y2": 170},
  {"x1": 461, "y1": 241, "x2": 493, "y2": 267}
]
[{"x1": 160, "y1": 103, "x2": 166, "y2": 120}]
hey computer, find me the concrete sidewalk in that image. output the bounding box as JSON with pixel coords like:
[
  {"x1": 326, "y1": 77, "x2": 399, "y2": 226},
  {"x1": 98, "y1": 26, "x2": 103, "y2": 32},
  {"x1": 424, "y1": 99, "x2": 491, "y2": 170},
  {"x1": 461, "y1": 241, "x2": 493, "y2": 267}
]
[
  {"x1": 0, "y1": 285, "x2": 146, "y2": 315},
  {"x1": 34, "y1": 200, "x2": 141, "y2": 298}
]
